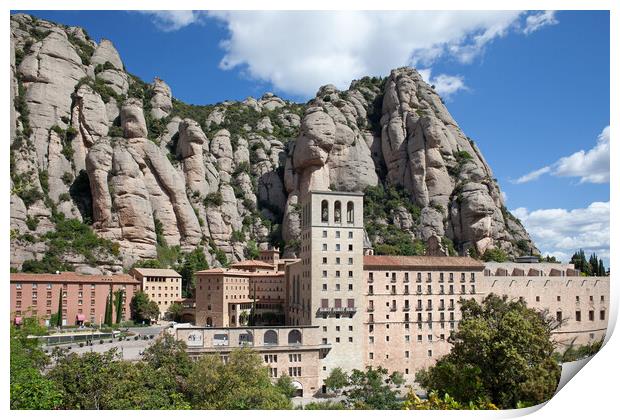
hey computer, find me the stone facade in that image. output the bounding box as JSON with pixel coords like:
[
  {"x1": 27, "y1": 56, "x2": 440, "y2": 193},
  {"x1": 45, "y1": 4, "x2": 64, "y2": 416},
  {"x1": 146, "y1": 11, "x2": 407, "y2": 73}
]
[
  {"x1": 194, "y1": 257, "x2": 288, "y2": 327},
  {"x1": 175, "y1": 325, "x2": 328, "y2": 397},
  {"x1": 129, "y1": 268, "x2": 182, "y2": 319}
]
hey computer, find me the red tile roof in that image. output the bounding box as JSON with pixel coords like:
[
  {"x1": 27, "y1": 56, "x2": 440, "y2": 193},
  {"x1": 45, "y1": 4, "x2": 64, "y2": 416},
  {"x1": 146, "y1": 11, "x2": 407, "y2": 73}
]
[
  {"x1": 230, "y1": 260, "x2": 275, "y2": 269},
  {"x1": 363, "y1": 255, "x2": 484, "y2": 270},
  {"x1": 10, "y1": 272, "x2": 139, "y2": 284}
]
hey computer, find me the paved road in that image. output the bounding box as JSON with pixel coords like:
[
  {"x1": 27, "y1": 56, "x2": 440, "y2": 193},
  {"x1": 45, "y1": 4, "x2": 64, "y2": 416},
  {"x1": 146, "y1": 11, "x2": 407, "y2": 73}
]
[{"x1": 45, "y1": 325, "x2": 167, "y2": 361}]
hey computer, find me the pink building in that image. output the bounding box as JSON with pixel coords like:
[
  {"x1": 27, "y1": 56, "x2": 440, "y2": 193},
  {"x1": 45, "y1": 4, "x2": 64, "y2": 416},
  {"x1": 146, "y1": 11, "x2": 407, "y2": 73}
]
[{"x1": 10, "y1": 272, "x2": 141, "y2": 326}]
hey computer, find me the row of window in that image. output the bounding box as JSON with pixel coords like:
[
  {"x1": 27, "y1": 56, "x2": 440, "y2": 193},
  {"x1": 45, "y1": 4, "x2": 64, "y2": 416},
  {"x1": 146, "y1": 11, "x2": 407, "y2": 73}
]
[
  {"x1": 369, "y1": 272, "x2": 476, "y2": 283},
  {"x1": 368, "y1": 315, "x2": 457, "y2": 329},
  {"x1": 322, "y1": 283, "x2": 354, "y2": 291},
  {"x1": 15, "y1": 298, "x2": 127, "y2": 308},
  {"x1": 369, "y1": 350, "x2": 433, "y2": 360},
  {"x1": 369, "y1": 284, "x2": 476, "y2": 295},
  {"x1": 319, "y1": 298, "x2": 356, "y2": 308},
  {"x1": 14, "y1": 283, "x2": 136, "y2": 290},
  {"x1": 321, "y1": 337, "x2": 354, "y2": 345},
  {"x1": 144, "y1": 286, "x2": 180, "y2": 291},
  {"x1": 369, "y1": 334, "x2": 447, "y2": 344},
  {"x1": 368, "y1": 298, "x2": 457, "y2": 311},
  {"x1": 559, "y1": 310, "x2": 605, "y2": 322},
  {"x1": 322, "y1": 244, "x2": 354, "y2": 252}
]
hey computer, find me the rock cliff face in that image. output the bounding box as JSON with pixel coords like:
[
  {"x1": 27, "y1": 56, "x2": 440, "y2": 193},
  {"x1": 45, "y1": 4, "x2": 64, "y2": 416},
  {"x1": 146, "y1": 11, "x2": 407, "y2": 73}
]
[{"x1": 10, "y1": 14, "x2": 536, "y2": 273}]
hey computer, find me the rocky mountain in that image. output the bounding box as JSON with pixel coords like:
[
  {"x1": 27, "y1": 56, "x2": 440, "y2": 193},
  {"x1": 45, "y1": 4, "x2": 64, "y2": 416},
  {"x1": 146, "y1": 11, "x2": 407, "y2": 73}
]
[{"x1": 9, "y1": 14, "x2": 537, "y2": 274}]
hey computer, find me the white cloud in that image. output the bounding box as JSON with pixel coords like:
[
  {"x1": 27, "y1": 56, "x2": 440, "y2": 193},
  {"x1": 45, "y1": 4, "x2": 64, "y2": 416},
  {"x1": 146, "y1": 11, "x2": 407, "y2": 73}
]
[
  {"x1": 418, "y1": 69, "x2": 467, "y2": 99},
  {"x1": 138, "y1": 11, "x2": 207, "y2": 31},
  {"x1": 513, "y1": 126, "x2": 610, "y2": 184},
  {"x1": 514, "y1": 166, "x2": 551, "y2": 184},
  {"x1": 512, "y1": 201, "x2": 609, "y2": 263},
  {"x1": 523, "y1": 11, "x2": 559, "y2": 35},
  {"x1": 206, "y1": 10, "x2": 529, "y2": 97}
]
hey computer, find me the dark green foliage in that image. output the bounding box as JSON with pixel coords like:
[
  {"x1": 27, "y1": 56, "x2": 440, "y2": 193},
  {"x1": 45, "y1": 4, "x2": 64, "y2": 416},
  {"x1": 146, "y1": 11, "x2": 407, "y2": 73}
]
[
  {"x1": 186, "y1": 348, "x2": 291, "y2": 409},
  {"x1": 56, "y1": 293, "x2": 63, "y2": 327},
  {"x1": 245, "y1": 240, "x2": 260, "y2": 260},
  {"x1": 555, "y1": 339, "x2": 604, "y2": 363},
  {"x1": 204, "y1": 192, "x2": 223, "y2": 207},
  {"x1": 275, "y1": 375, "x2": 298, "y2": 399},
  {"x1": 515, "y1": 239, "x2": 531, "y2": 255},
  {"x1": 67, "y1": 33, "x2": 94, "y2": 65},
  {"x1": 154, "y1": 218, "x2": 166, "y2": 246},
  {"x1": 448, "y1": 150, "x2": 474, "y2": 176},
  {"x1": 481, "y1": 247, "x2": 509, "y2": 262},
  {"x1": 39, "y1": 217, "x2": 120, "y2": 266},
  {"x1": 178, "y1": 248, "x2": 209, "y2": 297},
  {"x1": 107, "y1": 125, "x2": 124, "y2": 137},
  {"x1": 231, "y1": 230, "x2": 245, "y2": 243},
  {"x1": 130, "y1": 291, "x2": 160, "y2": 324},
  {"x1": 61, "y1": 172, "x2": 74, "y2": 185},
  {"x1": 114, "y1": 289, "x2": 124, "y2": 324},
  {"x1": 416, "y1": 294, "x2": 561, "y2": 408},
  {"x1": 441, "y1": 237, "x2": 457, "y2": 256},
  {"x1": 132, "y1": 259, "x2": 163, "y2": 269},
  {"x1": 344, "y1": 366, "x2": 404, "y2": 409},
  {"x1": 301, "y1": 401, "x2": 348, "y2": 410},
  {"x1": 22, "y1": 254, "x2": 73, "y2": 274},
  {"x1": 94, "y1": 61, "x2": 116, "y2": 74},
  {"x1": 363, "y1": 184, "x2": 425, "y2": 256},
  {"x1": 10, "y1": 319, "x2": 63, "y2": 409},
  {"x1": 324, "y1": 367, "x2": 349, "y2": 394},
  {"x1": 570, "y1": 250, "x2": 607, "y2": 276},
  {"x1": 25, "y1": 215, "x2": 38, "y2": 231},
  {"x1": 105, "y1": 289, "x2": 115, "y2": 326}
]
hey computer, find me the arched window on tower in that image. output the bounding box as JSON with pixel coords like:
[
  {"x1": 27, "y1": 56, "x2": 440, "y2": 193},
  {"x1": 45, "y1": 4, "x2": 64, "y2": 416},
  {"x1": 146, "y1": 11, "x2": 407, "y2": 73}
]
[
  {"x1": 334, "y1": 201, "x2": 342, "y2": 223},
  {"x1": 321, "y1": 200, "x2": 329, "y2": 222},
  {"x1": 347, "y1": 201, "x2": 354, "y2": 224}
]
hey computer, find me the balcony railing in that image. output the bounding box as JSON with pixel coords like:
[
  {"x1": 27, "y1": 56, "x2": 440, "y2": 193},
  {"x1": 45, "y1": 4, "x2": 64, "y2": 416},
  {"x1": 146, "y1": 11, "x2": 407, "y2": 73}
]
[
  {"x1": 367, "y1": 307, "x2": 375, "y2": 312},
  {"x1": 390, "y1": 306, "x2": 397, "y2": 312},
  {"x1": 403, "y1": 306, "x2": 411, "y2": 312}
]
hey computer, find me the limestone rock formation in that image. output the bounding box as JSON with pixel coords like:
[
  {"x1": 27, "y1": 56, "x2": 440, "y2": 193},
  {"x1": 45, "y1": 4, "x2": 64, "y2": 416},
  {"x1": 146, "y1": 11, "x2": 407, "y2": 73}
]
[{"x1": 9, "y1": 14, "x2": 537, "y2": 273}]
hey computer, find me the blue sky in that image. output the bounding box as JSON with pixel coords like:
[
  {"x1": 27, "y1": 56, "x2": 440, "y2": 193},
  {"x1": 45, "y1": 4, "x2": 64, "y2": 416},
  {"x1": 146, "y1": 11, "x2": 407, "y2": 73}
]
[{"x1": 14, "y1": 10, "x2": 610, "y2": 263}]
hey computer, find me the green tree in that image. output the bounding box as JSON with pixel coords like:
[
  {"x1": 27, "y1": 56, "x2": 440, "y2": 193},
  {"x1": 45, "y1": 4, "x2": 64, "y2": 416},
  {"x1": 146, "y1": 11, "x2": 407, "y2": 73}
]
[
  {"x1": 47, "y1": 348, "x2": 189, "y2": 409},
  {"x1": 275, "y1": 374, "x2": 298, "y2": 399},
  {"x1": 104, "y1": 288, "x2": 113, "y2": 326},
  {"x1": 114, "y1": 289, "x2": 124, "y2": 324},
  {"x1": 130, "y1": 291, "x2": 160, "y2": 324},
  {"x1": 481, "y1": 247, "x2": 509, "y2": 262},
  {"x1": 10, "y1": 317, "x2": 63, "y2": 409},
  {"x1": 55, "y1": 291, "x2": 63, "y2": 327},
  {"x1": 245, "y1": 239, "x2": 260, "y2": 259},
  {"x1": 301, "y1": 401, "x2": 347, "y2": 410},
  {"x1": 416, "y1": 294, "x2": 561, "y2": 409},
  {"x1": 402, "y1": 390, "x2": 498, "y2": 410},
  {"x1": 186, "y1": 348, "x2": 292, "y2": 409},
  {"x1": 179, "y1": 248, "x2": 209, "y2": 297},
  {"x1": 324, "y1": 367, "x2": 349, "y2": 394},
  {"x1": 167, "y1": 301, "x2": 184, "y2": 322},
  {"x1": 345, "y1": 366, "x2": 403, "y2": 409}
]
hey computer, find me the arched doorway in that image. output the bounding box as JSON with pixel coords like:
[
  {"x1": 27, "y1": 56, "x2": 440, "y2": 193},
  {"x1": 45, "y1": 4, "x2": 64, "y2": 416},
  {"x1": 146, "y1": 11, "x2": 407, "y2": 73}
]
[{"x1": 292, "y1": 381, "x2": 303, "y2": 397}]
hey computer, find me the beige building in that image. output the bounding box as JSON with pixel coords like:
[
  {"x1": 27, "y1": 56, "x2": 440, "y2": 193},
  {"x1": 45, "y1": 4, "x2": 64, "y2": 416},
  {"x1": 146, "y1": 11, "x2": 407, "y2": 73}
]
[
  {"x1": 129, "y1": 268, "x2": 182, "y2": 319},
  {"x1": 180, "y1": 190, "x2": 610, "y2": 396},
  {"x1": 286, "y1": 191, "x2": 366, "y2": 382},
  {"x1": 175, "y1": 325, "x2": 328, "y2": 397},
  {"x1": 194, "y1": 257, "x2": 288, "y2": 328}
]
